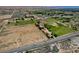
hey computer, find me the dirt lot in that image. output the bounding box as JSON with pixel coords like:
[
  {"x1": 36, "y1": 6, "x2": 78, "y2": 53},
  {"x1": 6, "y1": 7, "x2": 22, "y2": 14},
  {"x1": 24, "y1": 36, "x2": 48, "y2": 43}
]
[
  {"x1": 0, "y1": 24, "x2": 48, "y2": 52},
  {"x1": 0, "y1": 15, "x2": 12, "y2": 19}
]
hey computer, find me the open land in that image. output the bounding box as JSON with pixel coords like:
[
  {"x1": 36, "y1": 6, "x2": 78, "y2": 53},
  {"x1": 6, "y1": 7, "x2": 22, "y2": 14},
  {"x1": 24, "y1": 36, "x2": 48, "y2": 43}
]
[{"x1": 0, "y1": 24, "x2": 48, "y2": 52}]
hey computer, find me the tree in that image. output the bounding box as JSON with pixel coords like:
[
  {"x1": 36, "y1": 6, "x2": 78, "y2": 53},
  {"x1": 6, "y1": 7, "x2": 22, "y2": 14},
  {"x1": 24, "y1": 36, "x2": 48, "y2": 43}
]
[
  {"x1": 54, "y1": 34, "x2": 58, "y2": 37},
  {"x1": 21, "y1": 17, "x2": 24, "y2": 20},
  {"x1": 52, "y1": 45, "x2": 59, "y2": 53}
]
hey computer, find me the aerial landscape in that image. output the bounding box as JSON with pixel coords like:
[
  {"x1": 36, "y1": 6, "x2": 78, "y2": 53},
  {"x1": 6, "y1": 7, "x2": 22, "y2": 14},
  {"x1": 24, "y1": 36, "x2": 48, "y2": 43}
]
[{"x1": 0, "y1": 6, "x2": 79, "y2": 53}]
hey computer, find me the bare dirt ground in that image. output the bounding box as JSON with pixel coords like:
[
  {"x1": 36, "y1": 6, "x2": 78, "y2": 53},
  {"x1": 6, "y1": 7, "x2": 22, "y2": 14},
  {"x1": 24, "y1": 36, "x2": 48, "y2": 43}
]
[
  {"x1": 0, "y1": 24, "x2": 48, "y2": 52},
  {"x1": 0, "y1": 15, "x2": 12, "y2": 19}
]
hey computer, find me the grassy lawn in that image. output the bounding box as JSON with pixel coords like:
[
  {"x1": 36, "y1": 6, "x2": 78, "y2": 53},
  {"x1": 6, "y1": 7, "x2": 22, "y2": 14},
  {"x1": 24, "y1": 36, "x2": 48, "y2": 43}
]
[
  {"x1": 44, "y1": 17, "x2": 75, "y2": 37},
  {"x1": 8, "y1": 19, "x2": 37, "y2": 26},
  {"x1": 15, "y1": 20, "x2": 35, "y2": 25},
  {"x1": 53, "y1": 26, "x2": 74, "y2": 36},
  {"x1": 45, "y1": 17, "x2": 61, "y2": 24},
  {"x1": 44, "y1": 24, "x2": 74, "y2": 37},
  {"x1": 46, "y1": 18, "x2": 57, "y2": 24}
]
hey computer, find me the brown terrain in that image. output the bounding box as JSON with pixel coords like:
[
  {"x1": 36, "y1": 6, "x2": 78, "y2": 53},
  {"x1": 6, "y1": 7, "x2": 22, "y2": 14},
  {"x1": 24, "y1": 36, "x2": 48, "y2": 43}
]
[
  {"x1": 0, "y1": 24, "x2": 48, "y2": 52},
  {"x1": 0, "y1": 15, "x2": 12, "y2": 26},
  {"x1": 0, "y1": 15, "x2": 12, "y2": 19}
]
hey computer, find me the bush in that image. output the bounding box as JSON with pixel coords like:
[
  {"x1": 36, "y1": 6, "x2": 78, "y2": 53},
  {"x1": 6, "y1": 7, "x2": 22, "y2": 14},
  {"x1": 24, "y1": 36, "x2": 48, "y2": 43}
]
[
  {"x1": 54, "y1": 34, "x2": 58, "y2": 37},
  {"x1": 52, "y1": 45, "x2": 59, "y2": 53}
]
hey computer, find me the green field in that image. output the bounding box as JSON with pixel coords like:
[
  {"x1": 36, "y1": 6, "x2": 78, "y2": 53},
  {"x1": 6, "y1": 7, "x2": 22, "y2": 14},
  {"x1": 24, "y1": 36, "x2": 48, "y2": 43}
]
[
  {"x1": 8, "y1": 19, "x2": 37, "y2": 26},
  {"x1": 44, "y1": 17, "x2": 75, "y2": 37},
  {"x1": 45, "y1": 17, "x2": 62, "y2": 24},
  {"x1": 44, "y1": 23, "x2": 74, "y2": 37},
  {"x1": 45, "y1": 18, "x2": 74, "y2": 36},
  {"x1": 46, "y1": 18, "x2": 58, "y2": 24}
]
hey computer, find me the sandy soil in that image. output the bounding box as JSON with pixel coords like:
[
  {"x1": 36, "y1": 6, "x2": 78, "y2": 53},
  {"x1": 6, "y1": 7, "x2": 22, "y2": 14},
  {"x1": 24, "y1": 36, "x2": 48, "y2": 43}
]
[{"x1": 0, "y1": 24, "x2": 48, "y2": 52}]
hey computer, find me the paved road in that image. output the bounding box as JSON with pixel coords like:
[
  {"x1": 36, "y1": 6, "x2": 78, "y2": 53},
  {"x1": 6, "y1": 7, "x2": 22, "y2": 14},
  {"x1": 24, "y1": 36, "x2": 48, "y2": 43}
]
[{"x1": 1, "y1": 31, "x2": 79, "y2": 53}]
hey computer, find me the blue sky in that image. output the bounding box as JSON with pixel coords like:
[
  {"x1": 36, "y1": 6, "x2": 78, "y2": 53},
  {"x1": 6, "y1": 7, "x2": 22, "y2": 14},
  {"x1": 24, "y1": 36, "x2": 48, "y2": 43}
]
[{"x1": 54, "y1": 6, "x2": 79, "y2": 8}]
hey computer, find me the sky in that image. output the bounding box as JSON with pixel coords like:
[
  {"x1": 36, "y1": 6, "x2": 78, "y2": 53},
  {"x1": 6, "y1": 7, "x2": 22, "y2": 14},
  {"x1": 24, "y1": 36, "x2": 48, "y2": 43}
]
[
  {"x1": 0, "y1": 0, "x2": 79, "y2": 6},
  {"x1": 55, "y1": 6, "x2": 79, "y2": 8}
]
